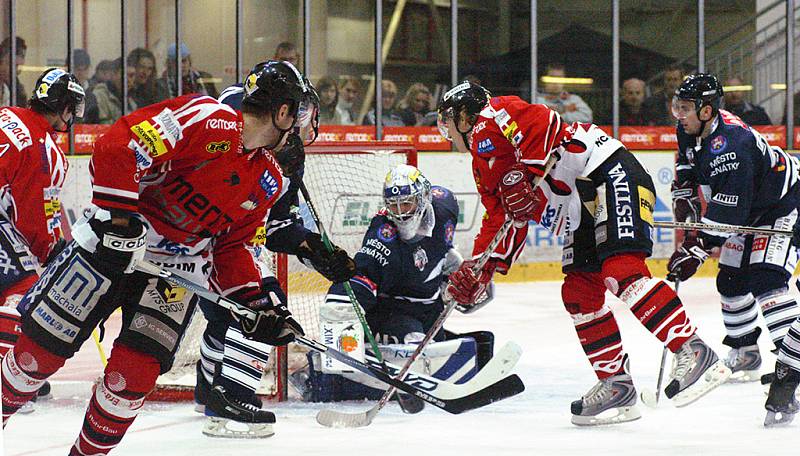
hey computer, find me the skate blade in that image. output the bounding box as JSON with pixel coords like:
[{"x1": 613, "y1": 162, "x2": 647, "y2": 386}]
[
  {"x1": 202, "y1": 417, "x2": 275, "y2": 438},
  {"x1": 727, "y1": 369, "x2": 761, "y2": 383},
  {"x1": 571, "y1": 405, "x2": 642, "y2": 426},
  {"x1": 672, "y1": 360, "x2": 732, "y2": 408},
  {"x1": 17, "y1": 402, "x2": 35, "y2": 415},
  {"x1": 764, "y1": 410, "x2": 796, "y2": 427}
]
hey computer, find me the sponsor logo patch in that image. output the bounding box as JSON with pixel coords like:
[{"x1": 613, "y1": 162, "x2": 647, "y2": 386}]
[
  {"x1": 710, "y1": 135, "x2": 727, "y2": 154},
  {"x1": 377, "y1": 223, "x2": 397, "y2": 242},
  {"x1": 131, "y1": 120, "x2": 167, "y2": 157},
  {"x1": 260, "y1": 169, "x2": 280, "y2": 198},
  {"x1": 206, "y1": 141, "x2": 231, "y2": 154},
  {"x1": 711, "y1": 193, "x2": 739, "y2": 207},
  {"x1": 477, "y1": 138, "x2": 495, "y2": 154},
  {"x1": 249, "y1": 226, "x2": 267, "y2": 246}
]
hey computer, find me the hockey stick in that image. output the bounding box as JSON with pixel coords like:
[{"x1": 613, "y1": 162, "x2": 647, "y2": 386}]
[
  {"x1": 292, "y1": 176, "x2": 419, "y2": 411},
  {"x1": 133, "y1": 260, "x2": 525, "y2": 414},
  {"x1": 640, "y1": 279, "x2": 679, "y2": 408},
  {"x1": 654, "y1": 220, "x2": 792, "y2": 237}
]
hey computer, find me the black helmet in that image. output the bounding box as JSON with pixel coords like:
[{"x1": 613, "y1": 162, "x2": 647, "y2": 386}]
[
  {"x1": 436, "y1": 80, "x2": 491, "y2": 143},
  {"x1": 30, "y1": 68, "x2": 85, "y2": 121},
  {"x1": 242, "y1": 60, "x2": 307, "y2": 117},
  {"x1": 674, "y1": 73, "x2": 723, "y2": 118}
]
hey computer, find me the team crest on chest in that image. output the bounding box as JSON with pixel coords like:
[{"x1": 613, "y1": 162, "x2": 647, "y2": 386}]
[
  {"x1": 377, "y1": 223, "x2": 397, "y2": 242},
  {"x1": 413, "y1": 246, "x2": 428, "y2": 271},
  {"x1": 710, "y1": 136, "x2": 727, "y2": 154}
]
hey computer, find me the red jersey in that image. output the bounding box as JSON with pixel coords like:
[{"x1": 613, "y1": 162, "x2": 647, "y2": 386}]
[
  {"x1": 468, "y1": 97, "x2": 567, "y2": 271},
  {"x1": 0, "y1": 106, "x2": 67, "y2": 265},
  {"x1": 469, "y1": 97, "x2": 627, "y2": 271},
  {"x1": 90, "y1": 95, "x2": 287, "y2": 295}
]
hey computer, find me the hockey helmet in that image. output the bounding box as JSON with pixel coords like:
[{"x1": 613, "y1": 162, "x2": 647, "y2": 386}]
[
  {"x1": 383, "y1": 164, "x2": 433, "y2": 241},
  {"x1": 437, "y1": 80, "x2": 491, "y2": 143},
  {"x1": 30, "y1": 68, "x2": 86, "y2": 121},
  {"x1": 242, "y1": 60, "x2": 307, "y2": 118},
  {"x1": 672, "y1": 73, "x2": 723, "y2": 121}
]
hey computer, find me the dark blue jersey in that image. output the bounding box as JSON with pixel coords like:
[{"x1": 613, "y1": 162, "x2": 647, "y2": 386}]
[
  {"x1": 218, "y1": 84, "x2": 310, "y2": 254},
  {"x1": 676, "y1": 109, "x2": 800, "y2": 244},
  {"x1": 327, "y1": 186, "x2": 459, "y2": 319}
]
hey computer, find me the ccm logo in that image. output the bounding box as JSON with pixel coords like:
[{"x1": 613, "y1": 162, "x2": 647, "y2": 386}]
[
  {"x1": 502, "y1": 170, "x2": 524, "y2": 186},
  {"x1": 103, "y1": 235, "x2": 146, "y2": 252}
]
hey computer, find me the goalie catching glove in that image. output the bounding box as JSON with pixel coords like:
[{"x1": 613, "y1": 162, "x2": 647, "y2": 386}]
[
  {"x1": 667, "y1": 234, "x2": 712, "y2": 282},
  {"x1": 499, "y1": 163, "x2": 544, "y2": 228},
  {"x1": 298, "y1": 232, "x2": 356, "y2": 283},
  {"x1": 231, "y1": 277, "x2": 304, "y2": 345},
  {"x1": 446, "y1": 259, "x2": 498, "y2": 307}
]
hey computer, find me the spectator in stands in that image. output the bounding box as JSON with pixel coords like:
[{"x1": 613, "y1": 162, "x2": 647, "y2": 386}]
[
  {"x1": 73, "y1": 49, "x2": 92, "y2": 89},
  {"x1": 88, "y1": 60, "x2": 116, "y2": 90},
  {"x1": 86, "y1": 58, "x2": 138, "y2": 124},
  {"x1": 399, "y1": 83, "x2": 436, "y2": 126},
  {"x1": 318, "y1": 76, "x2": 344, "y2": 125},
  {"x1": 0, "y1": 36, "x2": 27, "y2": 107},
  {"x1": 536, "y1": 63, "x2": 592, "y2": 123},
  {"x1": 363, "y1": 79, "x2": 404, "y2": 126},
  {"x1": 274, "y1": 41, "x2": 300, "y2": 68},
  {"x1": 642, "y1": 65, "x2": 684, "y2": 125},
  {"x1": 724, "y1": 76, "x2": 771, "y2": 125},
  {"x1": 620, "y1": 78, "x2": 648, "y2": 126},
  {"x1": 157, "y1": 43, "x2": 219, "y2": 99},
  {"x1": 336, "y1": 75, "x2": 361, "y2": 125},
  {"x1": 128, "y1": 47, "x2": 166, "y2": 107}
]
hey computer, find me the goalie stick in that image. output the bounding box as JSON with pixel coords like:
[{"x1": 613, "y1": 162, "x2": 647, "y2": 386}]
[
  {"x1": 133, "y1": 260, "x2": 526, "y2": 415},
  {"x1": 293, "y1": 175, "x2": 424, "y2": 412}
]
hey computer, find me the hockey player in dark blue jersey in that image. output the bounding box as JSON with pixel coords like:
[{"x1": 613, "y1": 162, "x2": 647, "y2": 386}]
[
  {"x1": 298, "y1": 164, "x2": 494, "y2": 402},
  {"x1": 194, "y1": 61, "x2": 356, "y2": 438},
  {"x1": 666, "y1": 74, "x2": 800, "y2": 424}
]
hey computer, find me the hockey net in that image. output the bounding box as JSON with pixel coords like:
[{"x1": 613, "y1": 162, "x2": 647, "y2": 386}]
[{"x1": 150, "y1": 141, "x2": 417, "y2": 401}]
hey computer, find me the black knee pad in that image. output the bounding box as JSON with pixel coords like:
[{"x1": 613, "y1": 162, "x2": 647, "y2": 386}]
[
  {"x1": 445, "y1": 330, "x2": 495, "y2": 369},
  {"x1": 749, "y1": 266, "x2": 791, "y2": 298},
  {"x1": 717, "y1": 266, "x2": 751, "y2": 297}
]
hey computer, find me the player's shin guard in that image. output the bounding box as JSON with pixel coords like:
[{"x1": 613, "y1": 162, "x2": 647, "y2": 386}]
[
  {"x1": 199, "y1": 329, "x2": 224, "y2": 398},
  {"x1": 757, "y1": 288, "x2": 800, "y2": 350},
  {"x1": 2, "y1": 334, "x2": 66, "y2": 425},
  {"x1": 777, "y1": 318, "x2": 800, "y2": 373},
  {"x1": 602, "y1": 254, "x2": 695, "y2": 352},
  {"x1": 720, "y1": 293, "x2": 759, "y2": 344},
  {"x1": 70, "y1": 344, "x2": 160, "y2": 456},
  {"x1": 217, "y1": 325, "x2": 271, "y2": 402},
  {"x1": 563, "y1": 273, "x2": 626, "y2": 380}
]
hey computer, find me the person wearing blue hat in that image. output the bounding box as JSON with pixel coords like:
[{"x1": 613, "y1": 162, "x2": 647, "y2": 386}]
[{"x1": 156, "y1": 42, "x2": 218, "y2": 99}]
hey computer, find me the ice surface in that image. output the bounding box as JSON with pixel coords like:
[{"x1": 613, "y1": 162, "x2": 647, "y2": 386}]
[{"x1": 4, "y1": 278, "x2": 797, "y2": 456}]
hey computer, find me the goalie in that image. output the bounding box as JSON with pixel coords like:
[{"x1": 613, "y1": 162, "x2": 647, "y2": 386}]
[{"x1": 297, "y1": 164, "x2": 495, "y2": 402}]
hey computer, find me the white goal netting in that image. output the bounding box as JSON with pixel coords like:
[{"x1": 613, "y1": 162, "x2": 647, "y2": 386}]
[{"x1": 152, "y1": 141, "x2": 417, "y2": 401}]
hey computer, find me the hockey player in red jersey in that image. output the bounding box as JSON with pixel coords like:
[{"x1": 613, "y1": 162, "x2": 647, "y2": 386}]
[
  {"x1": 0, "y1": 68, "x2": 85, "y2": 413},
  {"x1": 1, "y1": 62, "x2": 308, "y2": 455},
  {"x1": 437, "y1": 81, "x2": 731, "y2": 426}
]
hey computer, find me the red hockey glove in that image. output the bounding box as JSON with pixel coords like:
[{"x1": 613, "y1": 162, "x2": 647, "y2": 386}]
[
  {"x1": 667, "y1": 234, "x2": 711, "y2": 282},
  {"x1": 446, "y1": 259, "x2": 497, "y2": 306},
  {"x1": 671, "y1": 180, "x2": 701, "y2": 223},
  {"x1": 499, "y1": 163, "x2": 543, "y2": 227}
]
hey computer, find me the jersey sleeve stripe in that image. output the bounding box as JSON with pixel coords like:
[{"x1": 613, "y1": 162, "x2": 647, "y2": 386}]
[
  {"x1": 92, "y1": 192, "x2": 138, "y2": 212},
  {"x1": 93, "y1": 185, "x2": 139, "y2": 200}
]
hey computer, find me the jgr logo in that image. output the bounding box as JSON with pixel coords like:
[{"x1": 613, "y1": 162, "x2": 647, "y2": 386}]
[{"x1": 206, "y1": 141, "x2": 231, "y2": 154}]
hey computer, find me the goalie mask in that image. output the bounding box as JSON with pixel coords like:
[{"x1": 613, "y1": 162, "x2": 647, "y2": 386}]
[{"x1": 383, "y1": 165, "x2": 433, "y2": 241}]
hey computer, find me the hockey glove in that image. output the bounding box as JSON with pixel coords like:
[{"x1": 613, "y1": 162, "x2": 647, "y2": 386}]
[
  {"x1": 667, "y1": 234, "x2": 711, "y2": 282},
  {"x1": 72, "y1": 209, "x2": 147, "y2": 275},
  {"x1": 298, "y1": 232, "x2": 356, "y2": 283},
  {"x1": 671, "y1": 180, "x2": 701, "y2": 223},
  {"x1": 274, "y1": 132, "x2": 305, "y2": 177},
  {"x1": 234, "y1": 277, "x2": 304, "y2": 345},
  {"x1": 446, "y1": 259, "x2": 497, "y2": 306},
  {"x1": 499, "y1": 163, "x2": 544, "y2": 228}
]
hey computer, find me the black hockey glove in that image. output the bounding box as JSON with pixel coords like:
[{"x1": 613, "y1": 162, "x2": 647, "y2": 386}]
[
  {"x1": 297, "y1": 232, "x2": 356, "y2": 283},
  {"x1": 274, "y1": 132, "x2": 305, "y2": 177},
  {"x1": 233, "y1": 277, "x2": 304, "y2": 346},
  {"x1": 671, "y1": 180, "x2": 701, "y2": 223},
  {"x1": 667, "y1": 234, "x2": 711, "y2": 282},
  {"x1": 73, "y1": 209, "x2": 147, "y2": 275}
]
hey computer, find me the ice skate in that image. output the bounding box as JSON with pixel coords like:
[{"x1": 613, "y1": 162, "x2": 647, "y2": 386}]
[
  {"x1": 571, "y1": 356, "x2": 641, "y2": 426},
  {"x1": 202, "y1": 385, "x2": 275, "y2": 438},
  {"x1": 764, "y1": 361, "x2": 800, "y2": 427},
  {"x1": 664, "y1": 334, "x2": 731, "y2": 407},
  {"x1": 724, "y1": 345, "x2": 761, "y2": 383}
]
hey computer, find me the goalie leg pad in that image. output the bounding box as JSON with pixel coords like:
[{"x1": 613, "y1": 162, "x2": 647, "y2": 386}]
[
  {"x1": 563, "y1": 272, "x2": 626, "y2": 380},
  {"x1": 71, "y1": 343, "x2": 159, "y2": 456},
  {"x1": 2, "y1": 334, "x2": 66, "y2": 425},
  {"x1": 602, "y1": 253, "x2": 695, "y2": 352}
]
